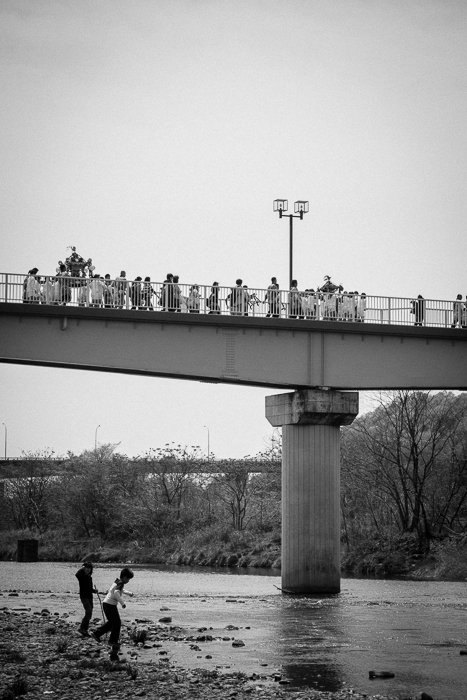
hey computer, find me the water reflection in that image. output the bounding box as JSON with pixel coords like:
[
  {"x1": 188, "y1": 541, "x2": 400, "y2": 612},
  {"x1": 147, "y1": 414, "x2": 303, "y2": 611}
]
[
  {"x1": 276, "y1": 597, "x2": 348, "y2": 692},
  {"x1": 283, "y1": 663, "x2": 343, "y2": 692}
]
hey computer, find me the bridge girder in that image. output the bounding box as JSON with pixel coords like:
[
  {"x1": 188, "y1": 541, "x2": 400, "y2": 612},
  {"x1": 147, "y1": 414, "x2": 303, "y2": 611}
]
[{"x1": 1, "y1": 303, "x2": 467, "y2": 390}]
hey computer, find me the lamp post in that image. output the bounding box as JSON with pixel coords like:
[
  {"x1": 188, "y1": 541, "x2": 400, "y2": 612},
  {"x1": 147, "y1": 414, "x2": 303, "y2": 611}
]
[
  {"x1": 203, "y1": 425, "x2": 210, "y2": 461},
  {"x1": 95, "y1": 424, "x2": 100, "y2": 451},
  {"x1": 1, "y1": 423, "x2": 7, "y2": 460},
  {"x1": 273, "y1": 199, "x2": 309, "y2": 288}
]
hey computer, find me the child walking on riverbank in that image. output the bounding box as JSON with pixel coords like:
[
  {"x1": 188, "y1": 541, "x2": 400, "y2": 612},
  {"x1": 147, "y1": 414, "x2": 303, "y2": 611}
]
[
  {"x1": 91, "y1": 568, "x2": 134, "y2": 649},
  {"x1": 75, "y1": 561, "x2": 98, "y2": 637}
]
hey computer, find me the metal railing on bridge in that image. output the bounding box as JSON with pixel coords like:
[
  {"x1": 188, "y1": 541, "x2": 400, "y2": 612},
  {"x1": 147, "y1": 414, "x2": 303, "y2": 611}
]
[{"x1": 1, "y1": 272, "x2": 465, "y2": 329}]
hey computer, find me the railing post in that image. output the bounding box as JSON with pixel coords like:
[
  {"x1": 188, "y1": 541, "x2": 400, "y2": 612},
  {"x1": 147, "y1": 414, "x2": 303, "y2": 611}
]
[
  {"x1": 4, "y1": 274, "x2": 8, "y2": 303},
  {"x1": 388, "y1": 297, "x2": 391, "y2": 325}
]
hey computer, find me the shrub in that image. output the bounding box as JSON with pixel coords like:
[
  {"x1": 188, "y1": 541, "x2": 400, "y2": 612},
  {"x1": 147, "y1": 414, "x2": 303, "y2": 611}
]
[
  {"x1": 129, "y1": 627, "x2": 148, "y2": 645},
  {"x1": 55, "y1": 637, "x2": 68, "y2": 653}
]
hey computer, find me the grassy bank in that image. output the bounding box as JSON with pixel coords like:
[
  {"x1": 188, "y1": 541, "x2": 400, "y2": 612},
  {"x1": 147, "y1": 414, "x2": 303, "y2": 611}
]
[
  {"x1": 0, "y1": 526, "x2": 282, "y2": 570},
  {"x1": 341, "y1": 532, "x2": 467, "y2": 580},
  {"x1": 2, "y1": 527, "x2": 467, "y2": 581}
]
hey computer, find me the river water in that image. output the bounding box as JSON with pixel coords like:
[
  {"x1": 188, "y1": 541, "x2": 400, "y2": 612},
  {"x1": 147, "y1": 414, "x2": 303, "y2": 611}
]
[{"x1": 1, "y1": 561, "x2": 467, "y2": 699}]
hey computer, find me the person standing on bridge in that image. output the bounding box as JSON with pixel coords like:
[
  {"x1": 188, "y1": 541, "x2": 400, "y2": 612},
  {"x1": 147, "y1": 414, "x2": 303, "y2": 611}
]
[
  {"x1": 77, "y1": 277, "x2": 90, "y2": 307},
  {"x1": 411, "y1": 294, "x2": 425, "y2": 326},
  {"x1": 41, "y1": 276, "x2": 55, "y2": 305},
  {"x1": 207, "y1": 282, "x2": 220, "y2": 314},
  {"x1": 265, "y1": 277, "x2": 280, "y2": 318},
  {"x1": 57, "y1": 264, "x2": 72, "y2": 306},
  {"x1": 227, "y1": 279, "x2": 247, "y2": 316},
  {"x1": 90, "y1": 274, "x2": 106, "y2": 308},
  {"x1": 188, "y1": 284, "x2": 201, "y2": 313},
  {"x1": 159, "y1": 273, "x2": 173, "y2": 311},
  {"x1": 289, "y1": 280, "x2": 304, "y2": 319},
  {"x1": 356, "y1": 292, "x2": 366, "y2": 322},
  {"x1": 103, "y1": 274, "x2": 114, "y2": 308},
  {"x1": 143, "y1": 276, "x2": 154, "y2": 310},
  {"x1": 130, "y1": 277, "x2": 143, "y2": 310},
  {"x1": 23, "y1": 269, "x2": 40, "y2": 303},
  {"x1": 304, "y1": 289, "x2": 317, "y2": 319},
  {"x1": 113, "y1": 271, "x2": 127, "y2": 309},
  {"x1": 172, "y1": 275, "x2": 182, "y2": 312},
  {"x1": 452, "y1": 294, "x2": 463, "y2": 328},
  {"x1": 339, "y1": 291, "x2": 353, "y2": 321},
  {"x1": 242, "y1": 285, "x2": 251, "y2": 316}
]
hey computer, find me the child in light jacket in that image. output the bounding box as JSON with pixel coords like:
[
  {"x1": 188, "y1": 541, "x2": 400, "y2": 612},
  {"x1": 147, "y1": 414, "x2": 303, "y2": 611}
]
[{"x1": 91, "y1": 567, "x2": 134, "y2": 647}]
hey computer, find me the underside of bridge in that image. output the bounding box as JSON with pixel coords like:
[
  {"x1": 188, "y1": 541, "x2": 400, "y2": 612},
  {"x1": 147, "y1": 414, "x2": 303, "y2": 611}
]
[{"x1": 2, "y1": 303, "x2": 467, "y2": 593}]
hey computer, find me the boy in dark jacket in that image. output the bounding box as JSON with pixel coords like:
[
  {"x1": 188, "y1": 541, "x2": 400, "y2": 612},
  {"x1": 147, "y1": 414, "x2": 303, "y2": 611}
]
[{"x1": 75, "y1": 561, "x2": 98, "y2": 637}]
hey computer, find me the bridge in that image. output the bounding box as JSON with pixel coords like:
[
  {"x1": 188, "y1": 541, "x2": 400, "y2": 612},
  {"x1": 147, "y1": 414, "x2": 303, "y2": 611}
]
[
  {"x1": 0, "y1": 457, "x2": 276, "y2": 479},
  {"x1": 2, "y1": 272, "x2": 467, "y2": 594},
  {"x1": 1, "y1": 273, "x2": 467, "y2": 390}
]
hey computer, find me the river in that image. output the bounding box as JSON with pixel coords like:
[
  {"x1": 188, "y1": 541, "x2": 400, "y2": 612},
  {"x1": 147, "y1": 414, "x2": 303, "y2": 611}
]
[{"x1": 1, "y1": 561, "x2": 467, "y2": 699}]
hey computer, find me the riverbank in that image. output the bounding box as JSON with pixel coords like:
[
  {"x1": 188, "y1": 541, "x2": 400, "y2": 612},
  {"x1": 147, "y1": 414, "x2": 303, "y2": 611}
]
[
  {"x1": 3, "y1": 528, "x2": 467, "y2": 581},
  {"x1": 0, "y1": 528, "x2": 283, "y2": 570},
  {"x1": 0, "y1": 604, "x2": 413, "y2": 700}
]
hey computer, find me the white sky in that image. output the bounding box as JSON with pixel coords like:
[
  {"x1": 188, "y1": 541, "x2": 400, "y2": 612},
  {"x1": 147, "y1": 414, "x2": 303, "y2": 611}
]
[{"x1": 1, "y1": 0, "x2": 466, "y2": 458}]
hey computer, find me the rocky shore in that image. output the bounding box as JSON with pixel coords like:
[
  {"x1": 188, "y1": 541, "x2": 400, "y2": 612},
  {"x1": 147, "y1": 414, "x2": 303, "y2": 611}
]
[{"x1": 0, "y1": 603, "x2": 413, "y2": 700}]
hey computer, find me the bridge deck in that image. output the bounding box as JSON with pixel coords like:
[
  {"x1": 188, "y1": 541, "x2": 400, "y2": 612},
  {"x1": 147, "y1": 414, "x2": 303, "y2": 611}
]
[{"x1": 1, "y1": 302, "x2": 467, "y2": 390}]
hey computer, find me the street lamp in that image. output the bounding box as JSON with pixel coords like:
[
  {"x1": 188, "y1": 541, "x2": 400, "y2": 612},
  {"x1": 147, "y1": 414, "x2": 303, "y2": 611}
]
[
  {"x1": 203, "y1": 425, "x2": 210, "y2": 461},
  {"x1": 1, "y1": 423, "x2": 7, "y2": 460},
  {"x1": 273, "y1": 199, "x2": 309, "y2": 288},
  {"x1": 95, "y1": 424, "x2": 100, "y2": 450}
]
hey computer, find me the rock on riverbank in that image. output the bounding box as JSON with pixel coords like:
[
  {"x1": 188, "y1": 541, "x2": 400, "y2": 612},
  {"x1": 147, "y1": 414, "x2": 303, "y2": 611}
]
[{"x1": 0, "y1": 607, "x2": 408, "y2": 700}]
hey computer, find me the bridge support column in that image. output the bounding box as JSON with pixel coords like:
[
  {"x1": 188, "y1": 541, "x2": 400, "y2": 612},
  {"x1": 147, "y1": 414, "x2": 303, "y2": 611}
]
[{"x1": 266, "y1": 389, "x2": 359, "y2": 594}]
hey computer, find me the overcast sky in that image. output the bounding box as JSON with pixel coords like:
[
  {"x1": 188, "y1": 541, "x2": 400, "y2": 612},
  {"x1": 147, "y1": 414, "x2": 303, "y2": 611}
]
[{"x1": 1, "y1": 0, "x2": 466, "y2": 458}]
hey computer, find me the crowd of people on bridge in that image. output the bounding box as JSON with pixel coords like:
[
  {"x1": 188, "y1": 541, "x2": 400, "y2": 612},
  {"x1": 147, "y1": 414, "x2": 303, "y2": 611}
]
[
  {"x1": 264, "y1": 276, "x2": 367, "y2": 321},
  {"x1": 21, "y1": 267, "x2": 370, "y2": 321},
  {"x1": 18, "y1": 256, "x2": 467, "y2": 327}
]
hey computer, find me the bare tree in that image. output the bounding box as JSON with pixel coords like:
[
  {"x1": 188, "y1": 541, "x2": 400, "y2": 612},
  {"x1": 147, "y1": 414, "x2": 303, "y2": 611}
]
[
  {"x1": 142, "y1": 444, "x2": 203, "y2": 519},
  {"x1": 3, "y1": 451, "x2": 57, "y2": 534},
  {"x1": 342, "y1": 391, "x2": 467, "y2": 552},
  {"x1": 56, "y1": 445, "x2": 123, "y2": 539},
  {"x1": 209, "y1": 456, "x2": 279, "y2": 531}
]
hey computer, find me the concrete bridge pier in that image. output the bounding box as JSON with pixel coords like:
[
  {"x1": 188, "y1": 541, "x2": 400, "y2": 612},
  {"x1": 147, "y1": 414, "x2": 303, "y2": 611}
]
[{"x1": 266, "y1": 389, "x2": 359, "y2": 594}]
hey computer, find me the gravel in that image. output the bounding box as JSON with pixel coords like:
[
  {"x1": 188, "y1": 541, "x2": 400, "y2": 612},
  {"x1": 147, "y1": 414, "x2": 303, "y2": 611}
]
[{"x1": 0, "y1": 606, "x2": 416, "y2": 700}]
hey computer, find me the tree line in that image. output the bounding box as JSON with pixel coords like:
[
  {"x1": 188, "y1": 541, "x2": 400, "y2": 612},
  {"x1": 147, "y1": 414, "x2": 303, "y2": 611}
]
[
  {"x1": 0, "y1": 440, "x2": 282, "y2": 551},
  {"x1": 2, "y1": 392, "x2": 467, "y2": 573}
]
